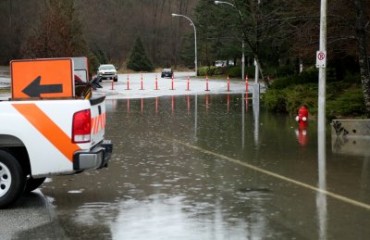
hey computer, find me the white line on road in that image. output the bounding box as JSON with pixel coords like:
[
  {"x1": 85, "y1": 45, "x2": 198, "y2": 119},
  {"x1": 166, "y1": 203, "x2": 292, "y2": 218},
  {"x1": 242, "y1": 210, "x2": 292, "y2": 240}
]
[{"x1": 170, "y1": 138, "x2": 370, "y2": 211}]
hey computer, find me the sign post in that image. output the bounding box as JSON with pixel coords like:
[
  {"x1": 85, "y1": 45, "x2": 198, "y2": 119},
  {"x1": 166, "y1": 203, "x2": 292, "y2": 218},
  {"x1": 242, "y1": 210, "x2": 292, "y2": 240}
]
[
  {"x1": 317, "y1": 2, "x2": 328, "y2": 238},
  {"x1": 317, "y1": 0, "x2": 327, "y2": 154}
]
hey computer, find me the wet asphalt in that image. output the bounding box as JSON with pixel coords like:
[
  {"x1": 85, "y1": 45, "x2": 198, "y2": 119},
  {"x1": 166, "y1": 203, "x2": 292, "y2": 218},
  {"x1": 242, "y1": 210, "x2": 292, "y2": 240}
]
[{"x1": 1, "y1": 82, "x2": 370, "y2": 239}]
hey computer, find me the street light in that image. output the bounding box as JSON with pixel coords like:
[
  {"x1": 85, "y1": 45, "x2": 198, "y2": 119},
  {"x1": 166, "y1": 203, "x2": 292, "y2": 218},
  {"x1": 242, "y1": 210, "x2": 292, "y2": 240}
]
[
  {"x1": 214, "y1": 0, "x2": 260, "y2": 83},
  {"x1": 214, "y1": 0, "x2": 234, "y2": 7},
  {"x1": 214, "y1": 1, "x2": 246, "y2": 81},
  {"x1": 172, "y1": 13, "x2": 198, "y2": 76}
]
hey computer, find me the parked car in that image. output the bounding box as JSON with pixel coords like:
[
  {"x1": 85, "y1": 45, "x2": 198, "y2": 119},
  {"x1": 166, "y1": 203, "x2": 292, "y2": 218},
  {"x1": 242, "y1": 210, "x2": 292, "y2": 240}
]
[
  {"x1": 161, "y1": 68, "x2": 173, "y2": 78},
  {"x1": 97, "y1": 64, "x2": 118, "y2": 82}
]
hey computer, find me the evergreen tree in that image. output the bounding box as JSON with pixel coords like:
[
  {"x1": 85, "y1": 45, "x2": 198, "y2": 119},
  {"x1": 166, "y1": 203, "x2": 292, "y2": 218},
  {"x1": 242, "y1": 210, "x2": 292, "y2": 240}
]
[{"x1": 127, "y1": 37, "x2": 154, "y2": 72}]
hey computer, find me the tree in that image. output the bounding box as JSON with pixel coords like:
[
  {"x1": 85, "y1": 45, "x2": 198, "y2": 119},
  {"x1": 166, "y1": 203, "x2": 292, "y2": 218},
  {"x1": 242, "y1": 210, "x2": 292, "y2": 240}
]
[
  {"x1": 127, "y1": 37, "x2": 154, "y2": 72},
  {"x1": 20, "y1": 0, "x2": 88, "y2": 58},
  {"x1": 288, "y1": 0, "x2": 370, "y2": 115},
  {"x1": 194, "y1": 0, "x2": 241, "y2": 67},
  {"x1": 354, "y1": 0, "x2": 370, "y2": 116}
]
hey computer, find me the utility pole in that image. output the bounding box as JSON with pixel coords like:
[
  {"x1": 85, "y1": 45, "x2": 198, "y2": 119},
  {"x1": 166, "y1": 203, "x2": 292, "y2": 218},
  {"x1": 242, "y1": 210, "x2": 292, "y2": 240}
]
[
  {"x1": 317, "y1": 2, "x2": 328, "y2": 239},
  {"x1": 317, "y1": 2, "x2": 327, "y2": 222},
  {"x1": 317, "y1": 0, "x2": 327, "y2": 152}
]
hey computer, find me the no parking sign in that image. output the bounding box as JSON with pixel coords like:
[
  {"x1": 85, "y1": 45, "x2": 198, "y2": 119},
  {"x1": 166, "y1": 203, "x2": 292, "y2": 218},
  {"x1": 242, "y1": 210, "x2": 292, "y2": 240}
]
[{"x1": 316, "y1": 50, "x2": 327, "y2": 68}]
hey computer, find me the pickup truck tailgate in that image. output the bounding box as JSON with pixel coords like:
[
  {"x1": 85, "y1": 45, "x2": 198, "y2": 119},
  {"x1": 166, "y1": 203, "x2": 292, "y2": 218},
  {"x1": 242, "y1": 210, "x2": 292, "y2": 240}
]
[
  {"x1": 90, "y1": 96, "x2": 107, "y2": 147},
  {"x1": 72, "y1": 95, "x2": 112, "y2": 171}
]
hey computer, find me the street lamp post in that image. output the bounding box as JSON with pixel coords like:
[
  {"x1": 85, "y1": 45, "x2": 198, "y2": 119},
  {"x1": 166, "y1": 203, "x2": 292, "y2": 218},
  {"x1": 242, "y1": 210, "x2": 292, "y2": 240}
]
[
  {"x1": 242, "y1": 40, "x2": 245, "y2": 81},
  {"x1": 172, "y1": 13, "x2": 198, "y2": 76},
  {"x1": 214, "y1": 0, "x2": 234, "y2": 7},
  {"x1": 214, "y1": 1, "x2": 246, "y2": 81}
]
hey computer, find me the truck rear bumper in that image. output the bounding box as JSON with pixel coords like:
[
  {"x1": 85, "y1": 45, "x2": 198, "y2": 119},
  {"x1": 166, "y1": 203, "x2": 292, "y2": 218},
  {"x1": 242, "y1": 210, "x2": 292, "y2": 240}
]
[{"x1": 73, "y1": 140, "x2": 113, "y2": 171}]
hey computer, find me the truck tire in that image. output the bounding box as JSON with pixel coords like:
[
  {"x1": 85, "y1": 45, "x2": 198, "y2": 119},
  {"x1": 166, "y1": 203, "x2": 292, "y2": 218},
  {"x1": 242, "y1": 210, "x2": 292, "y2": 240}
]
[
  {"x1": 24, "y1": 177, "x2": 46, "y2": 193},
  {"x1": 0, "y1": 150, "x2": 26, "y2": 208}
]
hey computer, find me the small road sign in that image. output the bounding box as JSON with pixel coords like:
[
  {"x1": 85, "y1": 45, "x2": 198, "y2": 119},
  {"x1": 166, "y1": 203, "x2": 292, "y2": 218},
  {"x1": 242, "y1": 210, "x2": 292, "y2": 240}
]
[{"x1": 316, "y1": 50, "x2": 327, "y2": 68}]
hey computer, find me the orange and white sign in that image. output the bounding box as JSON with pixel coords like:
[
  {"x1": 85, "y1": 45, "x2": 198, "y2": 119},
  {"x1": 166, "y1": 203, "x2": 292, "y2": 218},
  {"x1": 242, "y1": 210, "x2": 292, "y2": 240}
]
[{"x1": 11, "y1": 58, "x2": 74, "y2": 99}]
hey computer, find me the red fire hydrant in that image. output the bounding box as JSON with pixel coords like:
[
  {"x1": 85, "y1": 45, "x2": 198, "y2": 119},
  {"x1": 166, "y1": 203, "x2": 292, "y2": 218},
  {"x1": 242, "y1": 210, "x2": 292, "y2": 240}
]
[{"x1": 295, "y1": 105, "x2": 309, "y2": 125}]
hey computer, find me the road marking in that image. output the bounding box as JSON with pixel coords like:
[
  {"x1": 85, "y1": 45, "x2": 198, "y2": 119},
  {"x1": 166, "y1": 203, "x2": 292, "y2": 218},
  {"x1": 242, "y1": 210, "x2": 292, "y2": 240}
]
[{"x1": 170, "y1": 138, "x2": 370, "y2": 211}]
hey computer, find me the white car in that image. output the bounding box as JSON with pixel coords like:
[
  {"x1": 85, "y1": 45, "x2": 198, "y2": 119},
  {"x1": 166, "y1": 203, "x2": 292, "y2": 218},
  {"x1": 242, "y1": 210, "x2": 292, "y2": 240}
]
[{"x1": 97, "y1": 64, "x2": 118, "y2": 82}]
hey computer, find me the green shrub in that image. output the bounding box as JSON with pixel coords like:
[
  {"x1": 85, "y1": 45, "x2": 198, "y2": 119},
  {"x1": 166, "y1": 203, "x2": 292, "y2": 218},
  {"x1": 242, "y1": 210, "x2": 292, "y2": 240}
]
[
  {"x1": 226, "y1": 66, "x2": 241, "y2": 78},
  {"x1": 327, "y1": 88, "x2": 365, "y2": 118},
  {"x1": 264, "y1": 65, "x2": 296, "y2": 78},
  {"x1": 270, "y1": 68, "x2": 318, "y2": 89},
  {"x1": 262, "y1": 89, "x2": 288, "y2": 113},
  {"x1": 245, "y1": 66, "x2": 255, "y2": 78},
  {"x1": 213, "y1": 67, "x2": 225, "y2": 75},
  {"x1": 198, "y1": 66, "x2": 217, "y2": 76},
  {"x1": 270, "y1": 76, "x2": 296, "y2": 89},
  {"x1": 276, "y1": 65, "x2": 297, "y2": 77},
  {"x1": 297, "y1": 69, "x2": 318, "y2": 84},
  {"x1": 284, "y1": 84, "x2": 318, "y2": 115},
  {"x1": 342, "y1": 72, "x2": 361, "y2": 84},
  {"x1": 263, "y1": 65, "x2": 365, "y2": 118},
  {"x1": 263, "y1": 84, "x2": 318, "y2": 115}
]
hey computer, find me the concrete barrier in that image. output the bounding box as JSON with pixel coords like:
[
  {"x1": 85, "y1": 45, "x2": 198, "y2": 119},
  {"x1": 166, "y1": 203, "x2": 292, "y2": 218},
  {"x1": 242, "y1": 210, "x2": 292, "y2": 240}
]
[
  {"x1": 331, "y1": 119, "x2": 370, "y2": 156},
  {"x1": 331, "y1": 119, "x2": 370, "y2": 137}
]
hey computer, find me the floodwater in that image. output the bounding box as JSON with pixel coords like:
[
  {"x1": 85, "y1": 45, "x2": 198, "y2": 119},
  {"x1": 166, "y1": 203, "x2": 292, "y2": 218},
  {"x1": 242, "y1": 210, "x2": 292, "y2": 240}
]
[{"x1": 31, "y1": 94, "x2": 370, "y2": 239}]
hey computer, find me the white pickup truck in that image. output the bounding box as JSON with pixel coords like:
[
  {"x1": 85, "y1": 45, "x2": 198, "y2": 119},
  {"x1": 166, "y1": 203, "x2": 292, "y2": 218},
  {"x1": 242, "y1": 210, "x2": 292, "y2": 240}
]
[{"x1": 0, "y1": 57, "x2": 113, "y2": 208}]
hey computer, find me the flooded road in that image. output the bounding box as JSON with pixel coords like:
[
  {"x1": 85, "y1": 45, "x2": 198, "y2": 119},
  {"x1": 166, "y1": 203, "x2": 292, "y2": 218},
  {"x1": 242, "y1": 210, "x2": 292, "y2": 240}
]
[{"x1": 33, "y1": 94, "x2": 370, "y2": 239}]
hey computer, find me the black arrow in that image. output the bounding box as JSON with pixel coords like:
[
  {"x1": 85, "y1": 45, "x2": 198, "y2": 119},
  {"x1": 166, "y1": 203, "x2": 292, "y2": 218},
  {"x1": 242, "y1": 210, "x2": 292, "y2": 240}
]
[{"x1": 23, "y1": 76, "x2": 63, "y2": 97}]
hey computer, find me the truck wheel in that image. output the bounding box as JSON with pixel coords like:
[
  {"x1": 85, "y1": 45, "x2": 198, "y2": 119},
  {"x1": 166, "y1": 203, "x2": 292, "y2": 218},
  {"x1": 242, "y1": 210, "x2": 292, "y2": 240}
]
[
  {"x1": 24, "y1": 177, "x2": 46, "y2": 193},
  {"x1": 0, "y1": 150, "x2": 26, "y2": 208}
]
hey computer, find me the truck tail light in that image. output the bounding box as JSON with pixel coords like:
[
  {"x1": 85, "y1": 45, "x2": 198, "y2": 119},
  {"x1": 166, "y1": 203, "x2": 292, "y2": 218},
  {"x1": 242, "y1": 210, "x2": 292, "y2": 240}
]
[{"x1": 72, "y1": 109, "x2": 91, "y2": 143}]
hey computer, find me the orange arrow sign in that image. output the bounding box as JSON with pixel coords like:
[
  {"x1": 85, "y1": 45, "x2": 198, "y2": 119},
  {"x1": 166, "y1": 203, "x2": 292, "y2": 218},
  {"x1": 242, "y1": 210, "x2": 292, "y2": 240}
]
[
  {"x1": 11, "y1": 58, "x2": 74, "y2": 99},
  {"x1": 22, "y1": 76, "x2": 63, "y2": 97}
]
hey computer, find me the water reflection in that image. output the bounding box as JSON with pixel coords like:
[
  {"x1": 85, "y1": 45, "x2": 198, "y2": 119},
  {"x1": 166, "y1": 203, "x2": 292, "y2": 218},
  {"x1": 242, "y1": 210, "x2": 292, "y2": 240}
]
[
  {"x1": 71, "y1": 191, "x2": 272, "y2": 240},
  {"x1": 77, "y1": 93, "x2": 274, "y2": 239},
  {"x1": 194, "y1": 94, "x2": 198, "y2": 140},
  {"x1": 317, "y1": 129, "x2": 327, "y2": 240},
  {"x1": 242, "y1": 93, "x2": 245, "y2": 148},
  {"x1": 110, "y1": 195, "x2": 254, "y2": 239},
  {"x1": 295, "y1": 124, "x2": 309, "y2": 146},
  {"x1": 39, "y1": 92, "x2": 370, "y2": 239},
  {"x1": 332, "y1": 136, "x2": 370, "y2": 156},
  {"x1": 252, "y1": 85, "x2": 260, "y2": 146}
]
